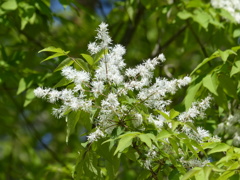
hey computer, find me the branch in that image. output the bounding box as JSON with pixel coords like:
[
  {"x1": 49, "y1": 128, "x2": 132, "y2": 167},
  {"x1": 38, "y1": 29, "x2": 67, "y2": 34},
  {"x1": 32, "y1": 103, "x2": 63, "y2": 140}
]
[
  {"x1": 120, "y1": 2, "x2": 145, "y2": 47},
  {"x1": 152, "y1": 24, "x2": 187, "y2": 57},
  {"x1": 186, "y1": 20, "x2": 209, "y2": 58}
]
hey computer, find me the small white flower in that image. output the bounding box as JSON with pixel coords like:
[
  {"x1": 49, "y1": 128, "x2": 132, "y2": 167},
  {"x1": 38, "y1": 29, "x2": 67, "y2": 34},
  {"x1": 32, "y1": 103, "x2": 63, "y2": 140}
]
[
  {"x1": 34, "y1": 87, "x2": 50, "y2": 98},
  {"x1": 88, "y1": 42, "x2": 101, "y2": 55},
  {"x1": 87, "y1": 128, "x2": 105, "y2": 143},
  {"x1": 132, "y1": 113, "x2": 143, "y2": 128}
]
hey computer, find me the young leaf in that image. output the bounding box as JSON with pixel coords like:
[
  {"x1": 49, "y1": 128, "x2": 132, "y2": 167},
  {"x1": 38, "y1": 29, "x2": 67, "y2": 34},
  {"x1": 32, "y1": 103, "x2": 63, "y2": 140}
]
[
  {"x1": 170, "y1": 109, "x2": 180, "y2": 119},
  {"x1": 138, "y1": 134, "x2": 152, "y2": 148},
  {"x1": 114, "y1": 133, "x2": 138, "y2": 155},
  {"x1": 81, "y1": 54, "x2": 94, "y2": 66},
  {"x1": 202, "y1": 73, "x2": 219, "y2": 96}
]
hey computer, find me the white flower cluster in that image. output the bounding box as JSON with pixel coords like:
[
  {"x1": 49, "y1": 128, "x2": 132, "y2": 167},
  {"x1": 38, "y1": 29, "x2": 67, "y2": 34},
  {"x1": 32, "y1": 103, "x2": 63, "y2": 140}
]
[
  {"x1": 35, "y1": 22, "x2": 217, "y2": 159},
  {"x1": 142, "y1": 146, "x2": 158, "y2": 170},
  {"x1": 211, "y1": 0, "x2": 240, "y2": 23},
  {"x1": 215, "y1": 110, "x2": 240, "y2": 146},
  {"x1": 178, "y1": 96, "x2": 212, "y2": 123},
  {"x1": 180, "y1": 157, "x2": 210, "y2": 169}
]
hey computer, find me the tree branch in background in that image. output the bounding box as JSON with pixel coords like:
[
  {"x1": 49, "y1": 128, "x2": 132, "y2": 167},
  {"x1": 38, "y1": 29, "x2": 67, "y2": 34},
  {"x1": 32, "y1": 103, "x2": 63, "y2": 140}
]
[
  {"x1": 120, "y1": 3, "x2": 145, "y2": 47},
  {"x1": 187, "y1": 20, "x2": 209, "y2": 58},
  {"x1": 2, "y1": 84, "x2": 72, "y2": 176},
  {"x1": 152, "y1": 24, "x2": 188, "y2": 57}
]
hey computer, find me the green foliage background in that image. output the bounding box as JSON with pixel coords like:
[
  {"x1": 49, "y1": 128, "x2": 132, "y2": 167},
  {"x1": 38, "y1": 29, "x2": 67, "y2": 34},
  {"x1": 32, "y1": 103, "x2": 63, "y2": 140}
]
[{"x1": 1, "y1": 0, "x2": 240, "y2": 179}]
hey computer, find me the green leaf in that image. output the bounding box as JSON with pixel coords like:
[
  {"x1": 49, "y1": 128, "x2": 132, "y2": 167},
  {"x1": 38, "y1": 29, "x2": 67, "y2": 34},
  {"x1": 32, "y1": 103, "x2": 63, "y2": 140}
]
[
  {"x1": 195, "y1": 167, "x2": 211, "y2": 180},
  {"x1": 81, "y1": 54, "x2": 94, "y2": 66},
  {"x1": 54, "y1": 58, "x2": 74, "y2": 72},
  {"x1": 169, "y1": 137, "x2": 179, "y2": 155},
  {"x1": 54, "y1": 77, "x2": 72, "y2": 88},
  {"x1": 170, "y1": 109, "x2": 180, "y2": 119},
  {"x1": 181, "y1": 167, "x2": 202, "y2": 180},
  {"x1": 73, "y1": 58, "x2": 89, "y2": 72},
  {"x1": 233, "y1": 29, "x2": 240, "y2": 38},
  {"x1": 230, "y1": 60, "x2": 240, "y2": 77},
  {"x1": 66, "y1": 111, "x2": 81, "y2": 143},
  {"x1": 157, "y1": 129, "x2": 172, "y2": 140},
  {"x1": 17, "y1": 78, "x2": 27, "y2": 95},
  {"x1": 138, "y1": 134, "x2": 152, "y2": 148},
  {"x1": 208, "y1": 143, "x2": 230, "y2": 155},
  {"x1": 184, "y1": 79, "x2": 202, "y2": 109},
  {"x1": 192, "y1": 9, "x2": 211, "y2": 30},
  {"x1": 191, "y1": 51, "x2": 220, "y2": 75},
  {"x1": 38, "y1": 46, "x2": 66, "y2": 53},
  {"x1": 93, "y1": 48, "x2": 107, "y2": 64},
  {"x1": 114, "y1": 132, "x2": 139, "y2": 155},
  {"x1": 202, "y1": 73, "x2": 219, "y2": 96},
  {"x1": 1, "y1": 0, "x2": 18, "y2": 10},
  {"x1": 217, "y1": 161, "x2": 239, "y2": 180},
  {"x1": 218, "y1": 49, "x2": 236, "y2": 62},
  {"x1": 155, "y1": 110, "x2": 170, "y2": 120},
  {"x1": 41, "y1": 52, "x2": 68, "y2": 63},
  {"x1": 177, "y1": 10, "x2": 192, "y2": 20},
  {"x1": 219, "y1": 74, "x2": 237, "y2": 98},
  {"x1": 24, "y1": 88, "x2": 35, "y2": 107}
]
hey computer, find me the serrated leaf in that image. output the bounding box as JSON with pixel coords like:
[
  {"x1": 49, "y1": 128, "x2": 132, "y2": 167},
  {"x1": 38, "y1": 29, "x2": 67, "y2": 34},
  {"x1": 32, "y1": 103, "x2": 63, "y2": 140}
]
[
  {"x1": 1, "y1": 0, "x2": 17, "y2": 10},
  {"x1": 66, "y1": 111, "x2": 81, "y2": 143},
  {"x1": 230, "y1": 61, "x2": 240, "y2": 77},
  {"x1": 54, "y1": 58, "x2": 73, "y2": 72},
  {"x1": 208, "y1": 143, "x2": 230, "y2": 155},
  {"x1": 81, "y1": 54, "x2": 94, "y2": 65},
  {"x1": 203, "y1": 73, "x2": 218, "y2": 95},
  {"x1": 138, "y1": 134, "x2": 152, "y2": 148}
]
